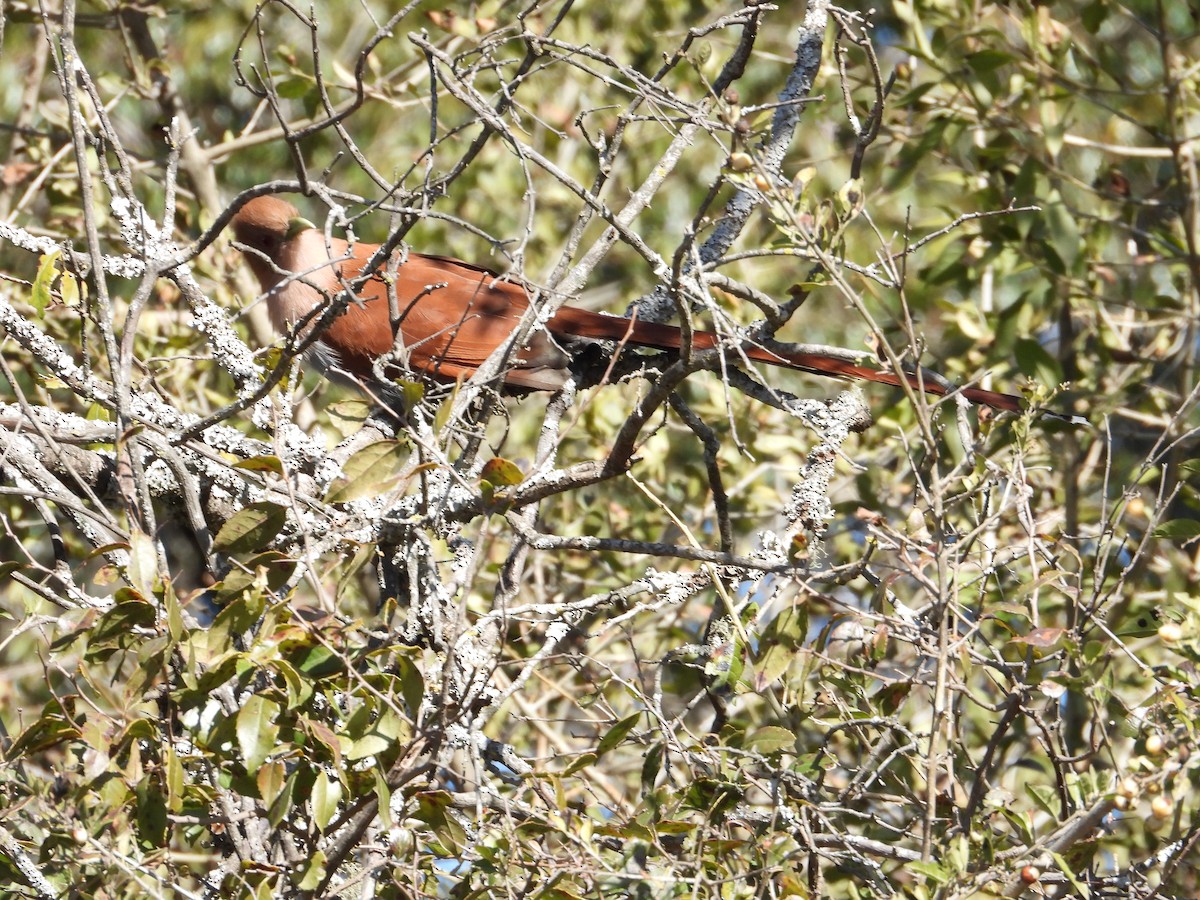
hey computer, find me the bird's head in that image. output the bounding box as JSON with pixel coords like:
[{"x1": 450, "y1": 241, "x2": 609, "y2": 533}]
[{"x1": 231, "y1": 195, "x2": 315, "y2": 288}]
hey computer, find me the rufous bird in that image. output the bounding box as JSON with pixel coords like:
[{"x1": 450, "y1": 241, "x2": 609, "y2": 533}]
[{"x1": 230, "y1": 195, "x2": 1032, "y2": 414}]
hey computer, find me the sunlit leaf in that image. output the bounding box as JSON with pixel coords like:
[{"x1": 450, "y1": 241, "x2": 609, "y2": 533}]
[
  {"x1": 30, "y1": 251, "x2": 59, "y2": 315},
  {"x1": 311, "y1": 770, "x2": 343, "y2": 831},
  {"x1": 480, "y1": 456, "x2": 523, "y2": 487},
  {"x1": 295, "y1": 851, "x2": 326, "y2": 891},
  {"x1": 237, "y1": 695, "x2": 281, "y2": 771},
  {"x1": 325, "y1": 440, "x2": 409, "y2": 503},
  {"x1": 126, "y1": 529, "x2": 159, "y2": 599},
  {"x1": 233, "y1": 456, "x2": 285, "y2": 474}
]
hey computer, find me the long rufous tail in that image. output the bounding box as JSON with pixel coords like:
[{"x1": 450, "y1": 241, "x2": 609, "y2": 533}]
[{"x1": 547, "y1": 306, "x2": 1028, "y2": 415}]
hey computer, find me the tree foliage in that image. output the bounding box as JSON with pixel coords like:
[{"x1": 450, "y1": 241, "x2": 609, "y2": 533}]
[{"x1": 0, "y1": 0, "x2": 1198, "y2": 897}]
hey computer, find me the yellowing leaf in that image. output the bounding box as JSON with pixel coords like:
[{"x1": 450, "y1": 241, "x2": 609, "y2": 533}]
[
  {"x1": 326, "y1": 440, "x2": 408, "y2": 503},
  {"x1": 1008, "y1": 627, "x2": 1067, "y2": 652},
  {"x1": 126, "y1": 529, "x2": 159, "y2": 598},
  {"x1": 59, "y1": 270, "x2": 80, "y2": 307},
  {"x1": 480, "y1": 457, "x2": 523, "y2": 487},
  {"x1": 233, "y1": 456, "x2": 285, "y2": 474},
  {"x1": 257, "y1": 760, "x2": 287, "y2": 807},
  {"x1": 31, "y1": 251, "x2": 59, "y2": 315}
]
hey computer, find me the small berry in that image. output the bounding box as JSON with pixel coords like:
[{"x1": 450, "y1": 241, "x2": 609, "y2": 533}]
[
  {"x1": 1150, "y1": 795, "x2": 1174, "y2": 819},
  {"x1": 1158, "y1": 622, "x2": 1183, "y2": 643}
]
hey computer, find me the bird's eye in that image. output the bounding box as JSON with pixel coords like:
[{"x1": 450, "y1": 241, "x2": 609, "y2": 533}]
[{"x1": 249, "y1": 233, "x2": 278, "y2": 254}]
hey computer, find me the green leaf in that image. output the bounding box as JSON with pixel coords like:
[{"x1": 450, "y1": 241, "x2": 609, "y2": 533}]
[
  {"x1": 752, "y1": 643, "x2": 793, "y2": 692},
  {"x1": 412, "y1": 790, "x2": 467, "y2": 853},
  {"x1": 295, "y1": 851, "x2": 327, "y2": 891},
  {"x1": 597, "y1": 712, "x2": 641, "y2": 757},
  {"x1": 1042, "y1": 195, "x2": 1081, "y2": 272},
  {"x1": 287, "y1": 643, "x2": 343, "y2": 680},
  {"x1": 560, "y1": 751, "x2": 596, "y2": 777},
  {"x1": 206, "y1": 594, "x2": 267, "y2": 652},
  {"x1": 265, "y1": 770, "x2": 297, "y2": 828},
  {"x1": 763, "y1": 604, "x2": 807, "y2": 642},
  {"x1": 86, "y1": 599, "x2": 157, "y2": 652},
  {"x1": 998, "y1": 806, "x2": 1035, "y2": 844},
  {"x1": 335, "y1": 542, "x2": 376, "y2": 603},
  {"x1": 946, "y1": 834, "x2": 970, "y2": 874},
  {"x1": 1152, "y1": 519, "x2": 1200, "y2": 540},
  {"x1": 164, "y1": 581, "x2": 185, "y2": 643},
  {"x1": 640, "y1": 743, "x2": 663, "y2": 792},
  {"x1": 967, "y1": 48, "x2": 1014, "y2": 74},
  {"x1": 1113, "y1": 607, "x2": 1166, "y2": 637},
  {"x1": 373, "y1": 767, "x2": 394, "y2": 829},
  {"x1": 311, "y1": 769, "x2": 343, "y2": 831},
  {"x1": 392, "y1": 379, "x2": 424, "y2": 415},
  {"x1": 6, "y1": 709, "x2": 80, "y2": 759},
  {"x1": 346, "y1": 707, "x2": 408, "y2": 761},
  {"x1": 746, "y1": 726, "x2": 796, "y2": 755},
  {"x1": 326, "y1": 399, "x2": 373, "y2": 434},
  {"x1": 1041, "y1": 99, "x2": 1065, "y2": 159},
  {"x1": 907, "y1": 860, "x2": 950, "y2": 883},
  {"x1": 275, "y1": 75, "x2": 313, "y2": 99},
  {"x1": 237, "y1": 695, "x2": 281, "y2": 771},
  {"x1": 326, "y1": 440, "x2": 409, "y2": 503},
  {"x1": 683, "y1": 778, "x2": 742, "y2": 819},
  {"x1": 274, "y1": 660, "x2": 311, "y2": 710},
  {"x1": 214, "y1": 552, "x2": 295, "y2": 605},
  {"x1": 186, "y1": 655, "x2": 241, "y2": 706},
  {"x1": 1025, "y1": 782, "x2": 1059, "y2": 819},
  {"x1": 213, "y1": 502, "x2": 287, "y2": 555},
  {"x1": 1081, "y1": 1, "x2": 1108, "y2": 31},
  {"x1": 394, "y1": 655, "x2": 425, "y2": 717},
  {"x1": 1014, "y1": 338, "x2": 1063, "y2": 387},
  {"x1": 135, "y1": 779, "x2": 168, "y2": 851},
  {"x1": 1050, "y1": 850, "x2": 1090, "y2": 896},
  {"x1": 165, "y1": 744, "x2": 184, "y2": 813}
]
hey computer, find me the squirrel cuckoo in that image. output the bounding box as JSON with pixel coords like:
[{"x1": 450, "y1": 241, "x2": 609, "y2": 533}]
[{"x1": 230, "y1": 195, "x2": 1029, "y2": 414}]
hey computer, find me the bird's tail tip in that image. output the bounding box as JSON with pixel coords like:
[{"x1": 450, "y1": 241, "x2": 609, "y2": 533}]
[{"x1": 1042, "y1": 411, "x2": 1089, "y2": 426}]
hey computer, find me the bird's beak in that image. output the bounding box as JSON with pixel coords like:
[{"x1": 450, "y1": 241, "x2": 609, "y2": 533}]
[{"x1": 285, "y1": 216, "x2": 315, "y2": 239}]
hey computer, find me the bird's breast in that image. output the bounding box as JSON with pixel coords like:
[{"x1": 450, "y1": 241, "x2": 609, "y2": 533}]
[{"x1": 266, "y1": 278, "x2": 328, "y2": 334}]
